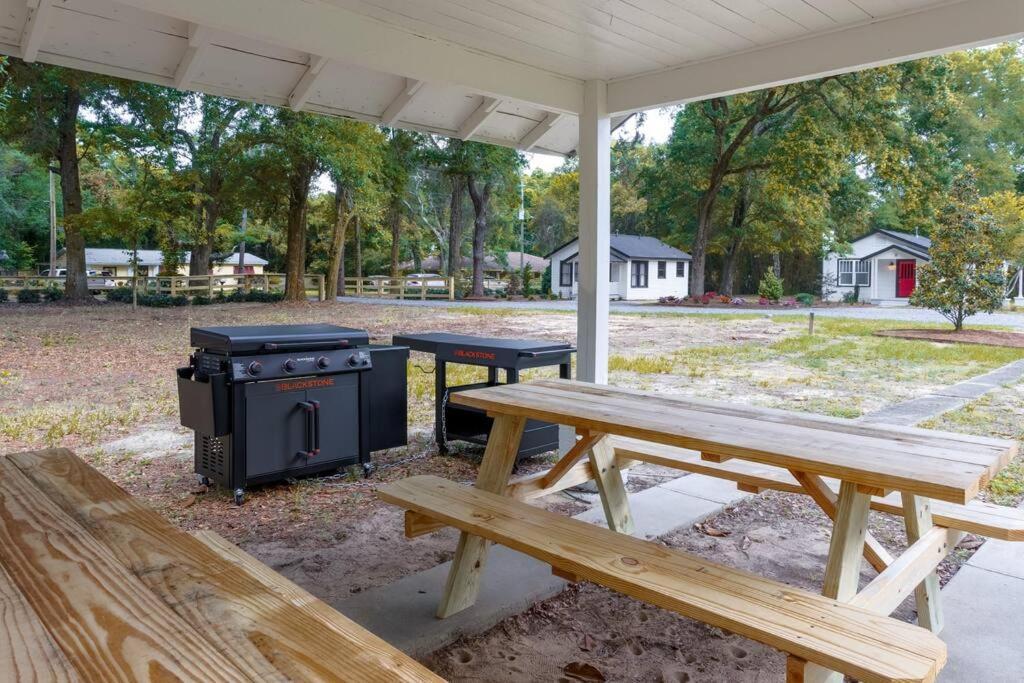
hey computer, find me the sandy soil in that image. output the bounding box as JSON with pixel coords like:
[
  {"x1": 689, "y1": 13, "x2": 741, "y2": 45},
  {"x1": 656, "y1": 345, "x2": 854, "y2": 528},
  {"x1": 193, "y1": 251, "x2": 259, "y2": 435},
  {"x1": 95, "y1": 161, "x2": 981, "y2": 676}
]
[
  {"x1": 875, "y1": 328, "x2": 1024, "y2": 348},
  {"x1": 425, "y1": 490, "x2": 979, "y2": 682}
]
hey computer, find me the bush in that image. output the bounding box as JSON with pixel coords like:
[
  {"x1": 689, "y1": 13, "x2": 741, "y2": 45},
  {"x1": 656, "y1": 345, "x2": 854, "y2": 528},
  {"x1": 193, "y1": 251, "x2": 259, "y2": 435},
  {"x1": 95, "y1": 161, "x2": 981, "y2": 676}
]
[
  {"x1": 137, "y1": 293, "x2": 189, "y2": 307},
  {"x1": 106, "y1": 286, "x2": 134, "y2": 303},
  {"x1": 795, "y1": 292, "x2": 814, "y2": 307},
  {"x1": 757, "y1": 271, "x2": 784, "y2": 301},
  {"x1": 43, "y1": 285, "x2": 64, "y2": 302},
  {"x1": 842, "y1": 290, "x2": 859, "y2": 304},
  {"x1": 191, "y1": 294, "x2": 212, "y2": 306},
  {"x1": 0, "y1": 289, "x2": 8, "y2": 303},
  {"x1": 16, "y1": 288, "x2": 41, "y2": 303}
]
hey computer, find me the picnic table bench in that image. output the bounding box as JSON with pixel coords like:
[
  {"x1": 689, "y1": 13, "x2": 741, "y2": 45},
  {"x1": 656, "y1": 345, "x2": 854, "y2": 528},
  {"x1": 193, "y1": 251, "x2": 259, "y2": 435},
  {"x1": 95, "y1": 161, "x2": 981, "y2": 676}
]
[
  {"x1": 0, "y1": 448, "x2": 440, "y2": 682},
  {"x1": 381, "y1": 379, "x2": 1020, "y2": 683}
]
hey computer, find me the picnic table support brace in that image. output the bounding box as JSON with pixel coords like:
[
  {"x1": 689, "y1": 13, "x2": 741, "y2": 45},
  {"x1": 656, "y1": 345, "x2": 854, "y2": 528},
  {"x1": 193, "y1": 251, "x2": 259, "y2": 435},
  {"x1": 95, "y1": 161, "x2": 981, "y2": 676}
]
[
  {"x1": 588, "y1": 436, "x2": 634, "y2": 534},
  {"x1": 902, "y1": 493, "x2": 944, "y2": 633},
  {"x1": 437, "y1": 414, "x2": 526, "y2": 618}
]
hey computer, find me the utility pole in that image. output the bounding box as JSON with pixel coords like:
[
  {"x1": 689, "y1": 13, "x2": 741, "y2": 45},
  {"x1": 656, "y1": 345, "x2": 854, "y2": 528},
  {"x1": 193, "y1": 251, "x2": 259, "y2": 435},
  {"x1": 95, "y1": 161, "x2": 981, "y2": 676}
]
[
  {"x1": 518, "y1": 177, "x2": 525, "y2": 272},
  {"x1": 48, "y1": 167, "x2": 57, "y2": 275},
  {"x1": 238, "y1": 208, "x2": 248, "y2": 291}
]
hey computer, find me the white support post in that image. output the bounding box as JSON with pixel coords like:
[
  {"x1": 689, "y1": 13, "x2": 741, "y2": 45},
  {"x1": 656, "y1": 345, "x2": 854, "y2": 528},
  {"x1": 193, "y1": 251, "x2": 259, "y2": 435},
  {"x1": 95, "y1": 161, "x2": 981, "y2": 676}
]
[
  {"x1": 870, "y1": 258, "x2": 878, "y2": 303},
  {"x1": 20, "y1": 0, "x2": 54, "y2": 63},
  {"x1": 288, "y1": 54, "x2": 329, "y2": 111},
  {"x1": 576, "y1": 80, "x2": 611, "y2": 385}
]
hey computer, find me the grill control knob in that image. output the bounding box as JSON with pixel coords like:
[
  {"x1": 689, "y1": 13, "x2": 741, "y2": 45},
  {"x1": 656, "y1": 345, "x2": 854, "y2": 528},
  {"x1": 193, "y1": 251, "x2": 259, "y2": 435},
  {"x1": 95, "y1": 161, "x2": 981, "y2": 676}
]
[
  {"x1": 283, "y1": 358, "x2": 297, "y2": 373},
  {"x1": 247, "y1": 361, "x2": 263, "y2": 376},
  {"x1": 316, "y1": 356, "x2": 331, "y2": 369}
]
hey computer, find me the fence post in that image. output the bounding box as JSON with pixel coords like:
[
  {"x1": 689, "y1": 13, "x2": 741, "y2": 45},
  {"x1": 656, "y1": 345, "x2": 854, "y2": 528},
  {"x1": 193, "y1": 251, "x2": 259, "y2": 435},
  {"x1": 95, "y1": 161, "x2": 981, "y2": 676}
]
[
  {"x1": 808, "y1": 312, "x2": 815, "y2": 336},
  {"x1": 356, "y1": 278, "x2": 363, "y2": 296},
  {"x1": 421, "y1": 278, "x2": 427, "y2": 300},
  {"x1": 448, "y1": 276, "x2": 455, "y2": 301},
  {"x1": 318, "y1": 275, "x2": 326, "y2": 302}
]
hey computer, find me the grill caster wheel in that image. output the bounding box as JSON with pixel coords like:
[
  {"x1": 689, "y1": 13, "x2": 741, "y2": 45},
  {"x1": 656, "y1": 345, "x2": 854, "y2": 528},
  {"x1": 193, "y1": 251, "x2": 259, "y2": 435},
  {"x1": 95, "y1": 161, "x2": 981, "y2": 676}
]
[
  {"x1": 233, "y1": 489, "x2": 244, "y2": 506},
  {"x1": 197, "y1": 474, "x2": 210, "y2": 486},
  {"x1": 362, "y1": 463, "x2": 375, "y2": 478}
]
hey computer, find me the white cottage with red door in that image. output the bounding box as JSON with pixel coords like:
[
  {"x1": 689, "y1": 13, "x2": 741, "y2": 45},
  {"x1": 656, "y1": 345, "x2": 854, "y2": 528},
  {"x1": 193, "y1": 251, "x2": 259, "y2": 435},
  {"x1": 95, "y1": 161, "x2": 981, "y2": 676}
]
[{"x1": 822, "y1": 229, "x2": 931, "y2": 305}]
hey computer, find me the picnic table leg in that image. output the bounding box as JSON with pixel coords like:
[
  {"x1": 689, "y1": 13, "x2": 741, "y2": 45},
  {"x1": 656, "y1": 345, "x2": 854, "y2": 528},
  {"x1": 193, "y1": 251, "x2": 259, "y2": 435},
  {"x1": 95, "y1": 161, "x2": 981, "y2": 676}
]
[
  {"x1": 789, "y1": 470, "x2": 893, "y2": 573},
  {"x1": 902, "y1": 493, "x2": 943, "y2": 633},
  {"x1": 800, "y1": 480, "x2": 872, "y2": 683},
  {"x1": 436, "y1": 414, "x2": 527, "y2": 618},
  {"x1": 588, "y1": 437, "x2": 634, "y2": 534}
]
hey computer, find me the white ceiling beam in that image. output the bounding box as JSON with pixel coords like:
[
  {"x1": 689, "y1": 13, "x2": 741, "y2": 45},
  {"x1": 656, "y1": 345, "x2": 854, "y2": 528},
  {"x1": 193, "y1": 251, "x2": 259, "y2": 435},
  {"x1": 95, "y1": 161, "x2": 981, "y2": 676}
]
[
  {"x1": 112, "y1": 0, "x2": 584, "y2": 114},
  {"x1": 517, "y1": 112, "x2": 563, "y2": 152},
  {"x1": 174, "y1": 23, "x2": 212, "y2": 91},
  {"x1": 380, "y1": 78, "x2": 424, "y2": 126},
  {"x1": 456, "y1": 96, "x2": 502, "y2": 141},
  {"x1": 607, "y1": 0, "x2": 1024, "y2": 115},
  {"x1": 20, "y1": 0, "x2": 54, "y2": 63},
  {"x1": 289, "y1": 54, "x2": 329, "y2": 111}
]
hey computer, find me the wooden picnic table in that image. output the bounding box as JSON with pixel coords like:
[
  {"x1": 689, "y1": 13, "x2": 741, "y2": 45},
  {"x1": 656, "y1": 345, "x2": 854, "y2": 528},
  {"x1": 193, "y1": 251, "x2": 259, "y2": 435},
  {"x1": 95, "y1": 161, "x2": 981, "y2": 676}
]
[
  {"x1": 0, "y1": 448, "x2": 441, "y2": 683},
  {"x1": 423, "y1": 379, "x2": 1017, "y2": 682}
]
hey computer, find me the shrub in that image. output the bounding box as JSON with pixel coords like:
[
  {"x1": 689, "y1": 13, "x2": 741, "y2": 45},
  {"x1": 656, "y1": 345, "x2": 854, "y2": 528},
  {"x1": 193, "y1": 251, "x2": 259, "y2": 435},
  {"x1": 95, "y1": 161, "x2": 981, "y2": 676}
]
[
  {"x1": 0, "y1": 289, "x2": 8, "y2": 303},
  {"x1": 719, "y1": 295, "x2": 731, "y2": 304},
  {"x1": 43, "y1": 285, "x2": 64, "y2": 302},
  {"x1": 17, "y1": 288, "x2": 41, "y2": 303},
  {"x1": 795, "y1": 292, "x2": 815, "y2": 307},
  {"x1": 191, "y1": 294, "x2": 212, "y2": 306},
  {"x1": 842, "y1": 290, "x2": 859, "y2": 304},
  {"x1": 137, "y1": 293, "x2": 187, "y2": 307},
  {"x1": 757, "y1": 271, "x2": 784, "y2": 301},
  {"x1": 106, "y1": 286, "x2": 134, "y2": 303}
]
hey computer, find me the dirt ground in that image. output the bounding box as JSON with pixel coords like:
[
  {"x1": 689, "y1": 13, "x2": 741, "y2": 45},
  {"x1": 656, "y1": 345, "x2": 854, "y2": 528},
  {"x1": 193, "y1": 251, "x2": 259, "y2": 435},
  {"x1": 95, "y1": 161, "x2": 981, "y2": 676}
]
[
  {"x1": 425, "y1": 490, "x2": 979, "y2": 682},
  {"x1": 0, "y1": 299, "x2": 1016, "y2": 681},
  {"x1": 876, "y1": 327, "x2": 1024, "y2": 348}
]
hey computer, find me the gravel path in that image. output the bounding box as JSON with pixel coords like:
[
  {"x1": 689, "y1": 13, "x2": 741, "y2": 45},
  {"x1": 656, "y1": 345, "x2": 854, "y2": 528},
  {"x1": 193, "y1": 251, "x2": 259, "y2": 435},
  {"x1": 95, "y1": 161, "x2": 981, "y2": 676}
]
[{"x1": 339, "y1": 296, "x2": 1024, "y2": 329}]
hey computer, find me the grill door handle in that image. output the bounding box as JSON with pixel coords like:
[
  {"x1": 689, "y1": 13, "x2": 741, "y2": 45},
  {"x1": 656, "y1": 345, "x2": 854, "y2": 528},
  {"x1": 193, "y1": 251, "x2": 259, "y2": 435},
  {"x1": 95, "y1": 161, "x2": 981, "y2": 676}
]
[
  {"x1": 309, "y1": 400, "x2": 321, "y2": 455},
  {"x1": 296, "y1": 401, "x2": 316, "y2": 458}
]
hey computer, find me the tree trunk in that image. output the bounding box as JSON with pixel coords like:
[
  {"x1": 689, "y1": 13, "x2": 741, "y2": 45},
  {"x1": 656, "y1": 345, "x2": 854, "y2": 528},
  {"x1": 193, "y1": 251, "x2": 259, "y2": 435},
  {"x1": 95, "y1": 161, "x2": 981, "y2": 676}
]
[
  {"x1": 720, "y1": 173, "x2": 752, "y2": 297},
  {"x1": 284, "y1": 163, "x2": 313, "y2": 302},
  {"x1": 447, "y1": 175, "x2": 465, "y2": 277},
  {"x1": 56, "y1": 86, "x2": 87, "y2": 300},
  {"x1": 326, "y1": 186, "x2": 351, "y2": 298},
  {"x1": 388, "y1": 199, "x2": 402, "y2": 278},
  {"x1": 355, "y1": 215, "x2": 363, "y2": 280},
  {"x1": 467, "y1": 177, "x2": 491, "y2": 298},
  {"x1": 190, "y1": 200, "x2": 219, "y2": 276}
]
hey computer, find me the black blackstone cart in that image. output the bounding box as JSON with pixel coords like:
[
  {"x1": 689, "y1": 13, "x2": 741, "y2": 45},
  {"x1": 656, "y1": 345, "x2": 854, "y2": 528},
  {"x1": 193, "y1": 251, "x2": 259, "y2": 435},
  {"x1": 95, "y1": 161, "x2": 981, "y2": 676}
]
[
  {"x1": 177, "y1": 324, "x2": 408, "y2": 504},
  {"x1": 392, "y1": 332, "x2": 574, "y2": 458}
]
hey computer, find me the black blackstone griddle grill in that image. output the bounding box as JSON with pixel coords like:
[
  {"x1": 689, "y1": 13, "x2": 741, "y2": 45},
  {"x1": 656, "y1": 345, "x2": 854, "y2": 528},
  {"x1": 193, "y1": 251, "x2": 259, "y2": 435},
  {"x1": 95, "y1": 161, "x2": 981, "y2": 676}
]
[
  {"x1": 177, "y1": 324, "x2": 408, "y2": 504},
  {"x1": 392, "y1": 332, "x2": 574, "y2": 458}
]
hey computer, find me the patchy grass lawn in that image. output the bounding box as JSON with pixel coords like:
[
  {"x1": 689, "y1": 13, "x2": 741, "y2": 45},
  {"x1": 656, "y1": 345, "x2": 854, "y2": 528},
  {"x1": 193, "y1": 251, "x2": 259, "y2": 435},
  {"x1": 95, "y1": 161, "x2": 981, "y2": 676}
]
[{"x1": 921, "y1": 382, "x2": 1024, "y2": 506}]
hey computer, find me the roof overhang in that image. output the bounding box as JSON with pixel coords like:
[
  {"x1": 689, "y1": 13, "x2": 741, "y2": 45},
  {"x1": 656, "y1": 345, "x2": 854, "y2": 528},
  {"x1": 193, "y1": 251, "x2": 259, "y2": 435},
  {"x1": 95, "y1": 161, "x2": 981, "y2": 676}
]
[
  {"x1": 859, "y1": 245, "x2": 931, "y2": 262},
  {"x1": 1, "y1": 0, "x2": 1019, "y2": 156}
]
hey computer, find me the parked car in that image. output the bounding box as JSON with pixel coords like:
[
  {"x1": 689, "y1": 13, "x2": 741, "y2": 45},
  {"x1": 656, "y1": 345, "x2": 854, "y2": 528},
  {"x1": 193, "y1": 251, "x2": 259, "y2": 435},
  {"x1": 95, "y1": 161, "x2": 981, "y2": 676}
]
[
  {"x1": 405, "y1": 273, "x2": 447, "y2": 287},
  {"x1": 40, "y1": 269, "x2": 116, "y2": 289}
]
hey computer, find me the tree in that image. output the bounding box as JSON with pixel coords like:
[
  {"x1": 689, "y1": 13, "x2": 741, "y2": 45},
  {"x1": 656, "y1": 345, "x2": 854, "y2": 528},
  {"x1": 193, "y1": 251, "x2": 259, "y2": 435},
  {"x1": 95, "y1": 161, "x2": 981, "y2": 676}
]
[
  {"x1": 0, "y1": 63, "x2": 110, "y2": 299},
  {"x1": 911, "y1": 172, "x2": 1006, "y2": 330}
]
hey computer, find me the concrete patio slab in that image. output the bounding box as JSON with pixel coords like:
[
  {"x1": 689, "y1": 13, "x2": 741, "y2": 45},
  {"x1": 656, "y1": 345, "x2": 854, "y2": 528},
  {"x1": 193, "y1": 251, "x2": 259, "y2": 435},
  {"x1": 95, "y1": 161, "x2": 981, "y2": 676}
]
[
  {"x1": 574, "y1": 480, "x2": 725, "y2": 538},
  {"x1": 962, "y1": 539, "x2": 1024, "y2": 581},
  {"x1": 660, "y1": 473, "x2": 751, "y2": 505}
]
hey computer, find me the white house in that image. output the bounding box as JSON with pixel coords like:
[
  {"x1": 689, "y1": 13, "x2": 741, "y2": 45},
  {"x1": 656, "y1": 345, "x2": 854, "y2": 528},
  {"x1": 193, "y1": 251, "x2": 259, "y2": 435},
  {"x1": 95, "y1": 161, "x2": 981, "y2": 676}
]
[
  {"x1": 54, "y1": 247, "x2": 268, "y2": 277},
  {"x1": 548, "y1": 234, "x2": 690, "y2": 301},
  {"x1": 822, "y1": 229, "x2": 931, "y2": 304}
]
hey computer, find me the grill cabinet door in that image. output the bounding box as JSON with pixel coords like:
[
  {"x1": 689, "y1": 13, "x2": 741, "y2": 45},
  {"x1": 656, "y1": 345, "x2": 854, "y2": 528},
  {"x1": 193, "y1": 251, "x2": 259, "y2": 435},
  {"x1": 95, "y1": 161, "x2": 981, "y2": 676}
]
[
  {"x1": 306, "y1": 374, "x2": 360, "y2": 466},
  {"x1": 243, "y1": 380, "x2": 311, "y2": 477}
]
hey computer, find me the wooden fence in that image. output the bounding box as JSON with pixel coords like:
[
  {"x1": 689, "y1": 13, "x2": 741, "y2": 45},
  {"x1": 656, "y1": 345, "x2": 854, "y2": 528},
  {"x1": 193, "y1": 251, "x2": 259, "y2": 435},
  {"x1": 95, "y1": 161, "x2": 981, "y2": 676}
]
[
  {"x1": 1, "y1": 273, "x2": 326, "y2": 302},
  {"x1": 342, "y1": 276, "x2": 455, "y2": 300}
]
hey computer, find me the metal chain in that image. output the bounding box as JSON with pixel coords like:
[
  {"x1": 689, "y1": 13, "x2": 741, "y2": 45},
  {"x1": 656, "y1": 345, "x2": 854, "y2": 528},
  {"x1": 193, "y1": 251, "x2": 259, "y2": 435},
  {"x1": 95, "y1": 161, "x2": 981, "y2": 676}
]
[{"x1": 439, "y1": 385, "x2": 450, "y2": 451}]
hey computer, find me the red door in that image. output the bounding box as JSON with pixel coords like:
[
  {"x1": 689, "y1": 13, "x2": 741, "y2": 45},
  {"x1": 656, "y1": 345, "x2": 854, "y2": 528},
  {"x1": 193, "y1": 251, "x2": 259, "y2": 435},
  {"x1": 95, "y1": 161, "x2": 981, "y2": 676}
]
[{"x1": 896, "y1": 260, "x2": 916, "y2": 298}]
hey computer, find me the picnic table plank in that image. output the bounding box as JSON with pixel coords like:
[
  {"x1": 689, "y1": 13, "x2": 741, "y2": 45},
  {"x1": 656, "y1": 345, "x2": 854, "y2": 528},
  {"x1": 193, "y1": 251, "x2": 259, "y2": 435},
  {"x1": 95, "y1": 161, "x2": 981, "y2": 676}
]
[
  {"x1": 0, "y1": 562, "x2": 80, "y2": 682},
  {"x1": 4, "y1": 448, "x2": 440, "y2": 683},
  {"x1": 450, "y1": 380, "x2": 1007, "y2": 503},
  {"x1": 0, "y1": 458, "x2": 246, "y2": 682}
]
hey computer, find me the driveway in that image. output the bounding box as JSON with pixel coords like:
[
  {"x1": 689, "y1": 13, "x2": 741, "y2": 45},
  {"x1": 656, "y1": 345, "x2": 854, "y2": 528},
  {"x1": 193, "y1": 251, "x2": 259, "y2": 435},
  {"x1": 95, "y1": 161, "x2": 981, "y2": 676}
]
[{"x1": 337, "y1": 296, "x2": 1024, "y2": 330}]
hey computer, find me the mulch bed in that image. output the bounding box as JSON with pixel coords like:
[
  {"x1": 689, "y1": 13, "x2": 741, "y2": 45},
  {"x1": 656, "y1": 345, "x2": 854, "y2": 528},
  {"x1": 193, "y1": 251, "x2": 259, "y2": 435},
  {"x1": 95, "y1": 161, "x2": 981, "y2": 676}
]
[{"x1": 875, "y1": 328, "x2": 1024, "y2": 348}]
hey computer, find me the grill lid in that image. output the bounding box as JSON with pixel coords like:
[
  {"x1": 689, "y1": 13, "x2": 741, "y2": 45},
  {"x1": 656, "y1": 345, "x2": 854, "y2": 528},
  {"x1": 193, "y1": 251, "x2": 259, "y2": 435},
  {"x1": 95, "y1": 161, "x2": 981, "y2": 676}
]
[{"x1": 191, "y1": 324, "x2": 370, "y2": 354}]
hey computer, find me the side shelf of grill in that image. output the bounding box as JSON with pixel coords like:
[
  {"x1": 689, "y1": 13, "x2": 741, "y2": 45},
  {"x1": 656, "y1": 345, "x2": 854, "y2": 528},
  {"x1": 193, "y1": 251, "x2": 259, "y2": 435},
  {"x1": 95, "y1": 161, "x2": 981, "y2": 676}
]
[{"x1": 177, "y1": 367, "x2": 230, "y2": 437}]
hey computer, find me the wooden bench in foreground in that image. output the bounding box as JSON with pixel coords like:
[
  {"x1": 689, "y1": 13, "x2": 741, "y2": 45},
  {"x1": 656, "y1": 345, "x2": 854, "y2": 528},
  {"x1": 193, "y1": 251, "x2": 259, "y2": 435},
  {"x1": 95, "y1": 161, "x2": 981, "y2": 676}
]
[
  {"x1": 381, "y1": 475, "x2": 947, "y2": 683},
  {"x1": 0, "y1": 448, "x2": 441, "y2": 682}
]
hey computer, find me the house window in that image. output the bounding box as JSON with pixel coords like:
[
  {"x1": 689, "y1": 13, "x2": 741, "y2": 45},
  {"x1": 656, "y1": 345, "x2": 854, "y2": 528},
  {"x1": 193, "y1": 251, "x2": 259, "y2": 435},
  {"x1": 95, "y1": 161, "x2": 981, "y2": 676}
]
[
  {"x1": 609, "y1": 263, "x2": 619, "y2": 283},
  {"x1": 676, "y1": 261, "x2": 685, "y2": 277},
  {"x1": 573, "y1": 262, "x2": 578, "y2": 283},
  {"x1": 837, "y1": 259, "x2": 871, "y2": 287},
  {"x1": 657, "y1": 261, "x2": 666, "y2": 279},
  {"x1": 631, "y1": 261, "x2": 648, "y2": 288},
  {"x1": 559, "y1": 261, "x2": 572, "y2": 287}
]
